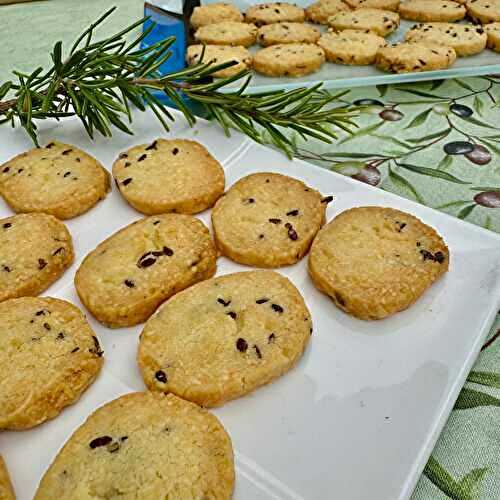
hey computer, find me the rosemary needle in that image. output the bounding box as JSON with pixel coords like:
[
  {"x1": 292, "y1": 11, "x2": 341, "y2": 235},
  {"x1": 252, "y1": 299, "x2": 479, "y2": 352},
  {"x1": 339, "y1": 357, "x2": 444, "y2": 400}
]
[{"x1": 0, "y1": 7, "x2": 357, "y2": 157}]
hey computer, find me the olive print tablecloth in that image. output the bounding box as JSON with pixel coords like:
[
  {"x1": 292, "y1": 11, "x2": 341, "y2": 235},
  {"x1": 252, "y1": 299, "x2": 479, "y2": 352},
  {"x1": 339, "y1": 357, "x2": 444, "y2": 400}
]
[{"x1": 0, "y1": 1, "x2": 499, "y2": 499}]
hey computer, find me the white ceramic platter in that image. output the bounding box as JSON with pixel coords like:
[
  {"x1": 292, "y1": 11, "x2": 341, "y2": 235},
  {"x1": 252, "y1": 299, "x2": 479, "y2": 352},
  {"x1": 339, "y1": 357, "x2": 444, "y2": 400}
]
[{"x1": 0, "y1": 109, "x2": 499, "y2": 500}]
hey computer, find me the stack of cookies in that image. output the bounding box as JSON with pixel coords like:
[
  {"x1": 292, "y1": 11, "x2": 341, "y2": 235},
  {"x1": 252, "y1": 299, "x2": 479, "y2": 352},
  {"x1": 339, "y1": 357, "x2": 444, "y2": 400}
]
[
  {"x1": 186, "y1": 0, "x2": 499, "y2": 76},
  {"x1": 0, "y1": 131, "x2": 450, "y2": 497}
]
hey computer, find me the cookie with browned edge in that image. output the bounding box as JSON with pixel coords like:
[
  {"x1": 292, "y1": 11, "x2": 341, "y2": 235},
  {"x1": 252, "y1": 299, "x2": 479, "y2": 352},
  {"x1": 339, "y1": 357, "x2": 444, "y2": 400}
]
[
  {"x1": 466, "y1": 0, "x2": 500, "y2": 24},
  {"x1": 0, "y1": 213, "x2": 73, "y2": 303},
  {"x1": 190, "y1": 2, "x2": 243, "y2": 28},
  {"x1": 309, "y1": 206, "x2": 449, "y2": 319},
  {"x1": 246, "y1": 2, "x2": 306, "y2": 26},
  {"x1": 75, "y1": 214, "x2": 217, "y2": 327},
  {"x1": 113, "y1": 139, "x2": 225, "y2": 215},
  {"x1": 328, "y1": 8, "x2": 400, "y2": 36},
  {"x1": 0, "y1": 141, "x2": 110, "y2": 220},
  {"x1": 306, "y1": 0, "x2": 351, "y2": 24},
  {"x1": 257, "y1": 22, "x2": 321, "y2": 46},
  {"x1": 35, "y1": 392, "x2": 234, "y2": 500},
  {"x1": 212, "y1": 172, "x2": 329, "y2": 267},
  {"x1": 398, "y1": 0, "x2": 466, "y2": 22},
  {"x1": 0, "y1": 456, "x2": 15, "y2": 500},
  {"x1": 138, "y1": 270, "x2": 312, "y2": 407},
  {"x1": 0, "y1": 297, "x2": 103, "y2": 430}
]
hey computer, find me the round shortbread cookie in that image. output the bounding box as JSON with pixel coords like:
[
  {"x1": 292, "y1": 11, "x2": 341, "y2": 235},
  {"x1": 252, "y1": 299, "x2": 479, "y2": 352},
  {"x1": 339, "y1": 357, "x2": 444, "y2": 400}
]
[
  {"x1": 467, "y1": 0, "x2": 500, "y2": 24},
  {"x1": 398, "y1": 0, "x2": 466, "y2": 22},
  {"x1": 75, "y1": 214, "x2": 217, "y2": 328},
  {"x1": 257, "y1": 22, "x2": 321, "y2": 46},
  {"x1": 328, "y1": 8, "x2": 400, "y2": 36},
  {"x1": 485, "y1": 22, "x2": 500, "y2": 51},
  {"x1": 308, "y1": 206, "x2": 449, "y2": 320},
  {"x1": 138, "y1": 271, "x2": 312, "y2": 407},
  {"x1": 0, "y1": 456, "x2": 15, "y2": 500},
  {"x1": 305, "y1": 0, "x2": 351, "y2": 24},
  {"x1": 0, "y1": 213, "x2": 73, "y2": 302},
  {"x1": 405, "y1": 23, "x2": 487, "y2": 56},
  {"x1": 186, "y1": 44, "x2": 252, "y2": 77},
  {"x1": 34, "y1": 392, "x2": 234, "y2": 500},
  {"x1": 245, "y1": 2, "x2": 306, "y2": 26},
  {"x1": 190, "y1": 2, "x2": 243, "y2": 28},
  {"x1": 0, "y1": 297, "x2": 103, "y2": 430},
  {"x1": 346, "y1": 0, "x2": 400, "y2": 10},
  {"x1": 0, "y1": 141, "x2": 110, "y2": 220},
  {"x1": 318, "y1": 29, "x2": 387, "y2": 64},
  {"x1": 253, "y1": 43, "x2": 326, "y2": 76},
  {"x1": 211, "y1": 173, "x2": 328, "y2": 267},
  {"x1": 375, "y1": 41, "x2": 457, "y2": 72},
  {"x1": 113, "y1": 139, "x2": 225, "y2": 215},
  {"x1": 194, "y1": 21, "x2": 258, "y2": 46}
]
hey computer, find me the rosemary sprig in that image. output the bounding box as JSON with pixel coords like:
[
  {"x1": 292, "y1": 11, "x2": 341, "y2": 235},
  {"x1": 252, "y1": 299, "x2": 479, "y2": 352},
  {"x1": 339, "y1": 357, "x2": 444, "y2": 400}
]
[{"x1": 0, "y1": 7, "x2": 357, "y2": 156}]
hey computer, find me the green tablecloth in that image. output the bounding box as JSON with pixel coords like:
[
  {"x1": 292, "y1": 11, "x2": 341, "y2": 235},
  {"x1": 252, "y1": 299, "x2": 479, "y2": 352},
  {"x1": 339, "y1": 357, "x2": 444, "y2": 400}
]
[{"x1": 1, "y1": 1, "x2": 499, "y2": 498}]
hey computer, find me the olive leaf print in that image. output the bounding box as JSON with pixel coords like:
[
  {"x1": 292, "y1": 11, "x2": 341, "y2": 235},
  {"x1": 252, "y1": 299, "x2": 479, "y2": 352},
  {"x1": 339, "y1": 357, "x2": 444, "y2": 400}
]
[
  {"x1": 293, "y1": 76, "x2": 500, "y2": 232},
  {"x1": 424, "y1": 457, "x2": 488, "y2": 500}
]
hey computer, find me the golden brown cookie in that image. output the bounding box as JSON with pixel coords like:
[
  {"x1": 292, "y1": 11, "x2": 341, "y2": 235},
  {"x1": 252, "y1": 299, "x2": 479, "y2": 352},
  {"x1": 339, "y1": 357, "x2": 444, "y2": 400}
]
[
  {"x1": 305, "y1": 0, "x2": 351, "y2": 24},
  {"x1": 318, "y1": 29, "x2": 387, "y2": 64},
  {"x1": 75, "y1": 214, "x2": 217, "y2": 328},
  {"x1": 346, "y1": 0, "x2": 400, "y2": 9},
  {"x1": 375, "y1": 41, "x2": 457, "y2": 72},
  {"x1": 466, "y1": 0, "x2": 500, "y2": 24},
  {"x1": 186, "y1": 44, "x2": 252, "y2": 77},
  {"x1": 308, "y1": 206, "x2": 450, "y2": 320},
  {"x1": 328, "y1": 8, "x2": 400, "y2": 36},
  {"x1": 485, "y1": 22, "x2": 500, "y2": 51},
  {"x1": 0, "y1": 297, "x2": 103, "y2": 430},
  {"x1": 399, "y1": 0, "x2": 466, "y2": 22},
  {"x1": 245, "y1": 2, "x2": 306, "y2": 26},
  {"x1": 34, "y1": 392, "x2": 234, "y2": 500},
  {"x1": 257, "y1": 22, "x2": 321, "y2": 46},
  {"x1": 194, "y1": 21, "x2": 258, "y2": 46},
  {"x1": 253, "y1": 43, "x2": 326, "y2": 76},
  {"x1": 112, "y1": 139, "x2": 225, "y2": 215},
  {"x1": 211, "y1": 173, "x2": 328, "y2": 267},
  {"x1": 190, "y1": 2, "x2": 243, "y2": 28},
  {"x1": 0, "y1": 213, "x2": 73, "y2": 303},
  {"x1": 0, "y1": 456, "x2": 15, "y2": 500},
  {"x1": 0, "y1": 141, "x2": 110, "y2": 220},
  {"x1": 138, "y1": 271, "x2": 312, "y2": 407},
  {"x1": 405, "y1": 23, "x2": 487, "y2": 56}
]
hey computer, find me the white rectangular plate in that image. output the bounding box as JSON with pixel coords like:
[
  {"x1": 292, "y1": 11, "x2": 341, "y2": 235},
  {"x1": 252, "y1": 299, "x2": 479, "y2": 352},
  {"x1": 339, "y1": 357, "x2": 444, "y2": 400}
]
[{"x1": 0, "y1": 109, "x2": 499, "y2": 500}]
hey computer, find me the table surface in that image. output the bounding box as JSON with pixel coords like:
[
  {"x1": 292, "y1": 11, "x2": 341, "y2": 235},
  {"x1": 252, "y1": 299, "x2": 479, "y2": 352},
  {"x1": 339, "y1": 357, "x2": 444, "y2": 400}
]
[{"x1": 0, "y1": 1, "x2": 499, "y2": 499}]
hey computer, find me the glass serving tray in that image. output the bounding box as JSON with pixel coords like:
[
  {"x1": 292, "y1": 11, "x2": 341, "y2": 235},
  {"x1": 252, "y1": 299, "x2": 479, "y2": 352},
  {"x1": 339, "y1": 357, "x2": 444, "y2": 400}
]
[{"x1": 199, "y1": 0, "x2": 500, "y2": 92}]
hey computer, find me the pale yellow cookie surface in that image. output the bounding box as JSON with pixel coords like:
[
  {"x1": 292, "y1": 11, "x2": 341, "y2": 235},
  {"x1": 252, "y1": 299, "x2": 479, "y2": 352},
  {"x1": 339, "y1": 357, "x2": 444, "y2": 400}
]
[
  {"x1": 246, "y1": 2, "x2": 306, "y2": 25},
  {"x1": 399, "y1": 0, "x2": 466, "y2": 22},
  {"x1": 190, "y1": 2, "x2": 243, "y2": 28},
  {"x1": 318, "y1": 29, "x2": 387, "y2": 64},
  {"x1": 485, "y1": 22, "x2": 500, "y2": 51},
  {"x1": 212, "y1": 172, "x2": 328, "y2": 267},
  {"x1": 308, "y1": 206, "x2": 449, "y2": 320},
  {"x1": 328, "y1": 8, "x2": 400, "y2": 36},
  {"x1": 0, "y1": 297, "x2": 103, "y2": 430},
  {"x1": 405, "y1": 23, "x2": 487, "y2": 56},
  {"x1": 306, "y1": 0, "x2": 351, "y2": 24},
  {"x1": 35, "y1": 392, "x2": 234, "y2": 500},
  {"x1": 194, "y1": 21, "x2": 258, "y2": 46},
  {"x1": 0, "y1": 213, "x2": 73, "y2": 303},
  {"x1": 467, "y1": 0, "x2": 500, "y2": 23},
  {"x1": 138, "y1": 271, "x2": 312, "y2": 407},
  {"x1": 113, "y1": 139, "x2": 225, "y2": 215},
  {"x1": 0, "y1": 141, "x2": 110, "y2": 220},
  {"x1": 257, "y1": 22, "x2": 320, "y2": 46},
  {"x1": 253, "y1": 43, "x2": 326, "y2": 76},
  {"x1": 346, "y1": 0, "x2": 400, "y2": 10},
  {"x1": 375, "y1": 41, "x2": 457, "y2": 72},
  {"x1": 0, "y1": 456, "x2": 15, "y2": 500},
  {"x1": 75, "y1": 214, "x2": 217, "y2": 328},
  {"x1": 186, "y1": 44, "x2": 252, "y2": 77}
]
